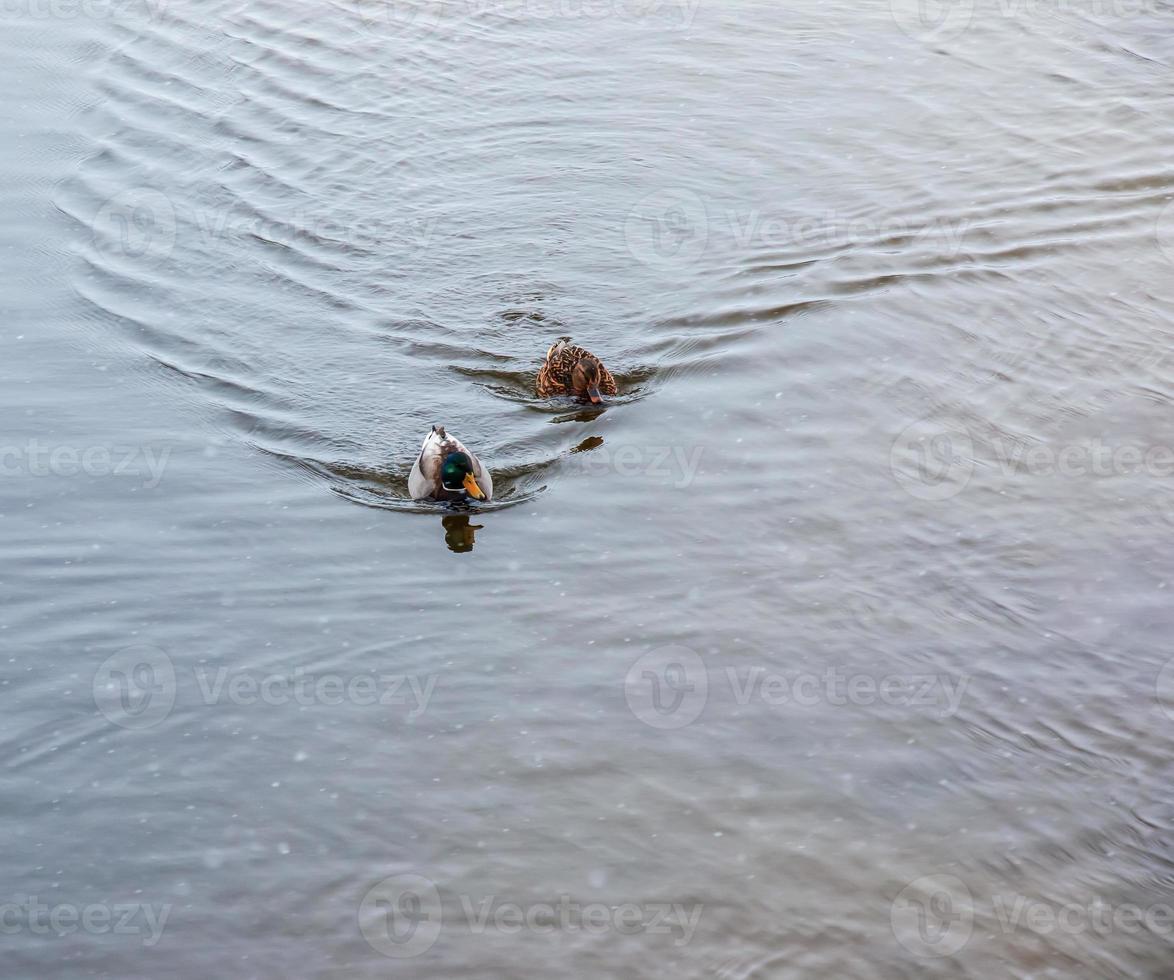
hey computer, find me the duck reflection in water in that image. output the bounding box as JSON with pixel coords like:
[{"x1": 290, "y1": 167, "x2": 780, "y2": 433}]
[{"x1": 442, "y1": 514, "x2": 483, "y2": 553}]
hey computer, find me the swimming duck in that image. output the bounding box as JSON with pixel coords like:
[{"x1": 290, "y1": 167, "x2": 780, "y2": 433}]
[
  {"x1": 536, "y1": 339, "x2": 617, "y2": 404},
  {"x1": 408, "y1": 425, "x2": 492, "y2": 503}
]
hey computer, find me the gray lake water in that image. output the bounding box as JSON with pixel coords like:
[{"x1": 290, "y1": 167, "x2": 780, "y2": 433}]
[{"x1": 4, "y1": 1, "x2": 1174, "y2": 977}]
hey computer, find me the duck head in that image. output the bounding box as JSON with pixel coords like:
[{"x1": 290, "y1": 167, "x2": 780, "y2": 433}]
[
  {"x1": 571, "y1": 356, "x2": 605, "y2": 404},
  {"x1": 440, "y1": 452, "x2": 487, "y2": 501}
]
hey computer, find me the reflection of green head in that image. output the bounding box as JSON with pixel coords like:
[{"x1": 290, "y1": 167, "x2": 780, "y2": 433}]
[
  {"x1": 441, "y1": 452, "x2": 474, "y2": 491},
  {"x1": 442, "y1": 514, "x2": 482, "y2": 554}
]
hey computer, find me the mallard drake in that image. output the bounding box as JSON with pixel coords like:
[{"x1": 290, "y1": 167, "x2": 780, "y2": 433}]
[
  {"x1": 536, "y1": 338, "x2": 617, "y2": 404},
  {"x1": 408, "y1": 425, "x2": 492, "y2": 502}
]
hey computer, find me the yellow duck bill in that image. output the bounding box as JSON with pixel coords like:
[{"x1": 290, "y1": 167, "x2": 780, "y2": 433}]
[{"x1": 463, "y1": 472, "x2": 487, "y2": 500}]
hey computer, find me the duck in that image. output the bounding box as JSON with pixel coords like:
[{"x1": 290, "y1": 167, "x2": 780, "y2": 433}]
[
  {"x1": 536, "y1": 338, "x2": 617, "y2": 405},
  {"x1": 408, "y1": 425, "x2": 492, "y2": 503}
]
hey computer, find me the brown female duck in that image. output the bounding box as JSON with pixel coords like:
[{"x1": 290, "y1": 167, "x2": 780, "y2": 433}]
[{"x1": 535, "y1": 339, "x2": 617, "y2": 405}]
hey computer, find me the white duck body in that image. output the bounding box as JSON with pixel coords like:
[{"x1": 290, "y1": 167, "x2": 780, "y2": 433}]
[{"x1": 408, "y1": 425, "x2": 493, "y2": 502}]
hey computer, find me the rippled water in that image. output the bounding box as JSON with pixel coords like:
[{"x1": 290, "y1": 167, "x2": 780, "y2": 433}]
[{"x1": 5, "y1": 0, "x2": 1174, "y2": 976}]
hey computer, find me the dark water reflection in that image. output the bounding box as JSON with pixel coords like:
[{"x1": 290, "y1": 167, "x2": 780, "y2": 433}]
[
  {"x1": 3, "y1": 0, "x2": 1174, "y2": 977},
  {"x1": 441, "y1": 514, "x2": 483, "y2": 553}
]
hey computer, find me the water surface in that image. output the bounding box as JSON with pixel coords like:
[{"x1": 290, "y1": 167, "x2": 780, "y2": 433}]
[{"x1": 4, "y1": 0, "x2": 1174, "y2": 976}]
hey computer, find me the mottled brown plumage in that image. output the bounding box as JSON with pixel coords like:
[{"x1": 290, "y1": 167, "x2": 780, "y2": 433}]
[{"x1": 535, "y1": 339, "x2": 617, "y2": 404}]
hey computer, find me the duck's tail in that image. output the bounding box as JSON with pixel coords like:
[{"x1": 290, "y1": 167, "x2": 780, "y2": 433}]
[{"x1": 545, "y1": 337, "x2": 572, "y2": 361}]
